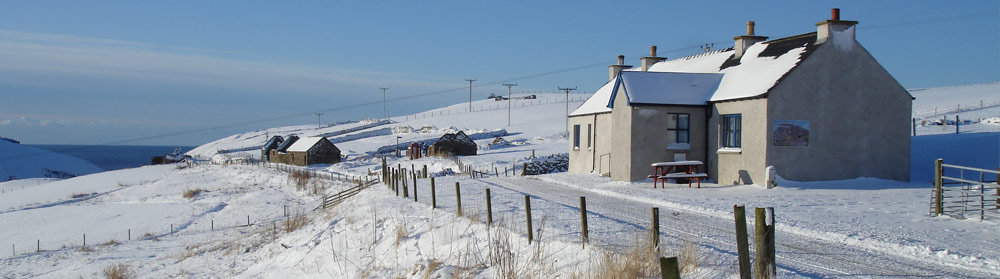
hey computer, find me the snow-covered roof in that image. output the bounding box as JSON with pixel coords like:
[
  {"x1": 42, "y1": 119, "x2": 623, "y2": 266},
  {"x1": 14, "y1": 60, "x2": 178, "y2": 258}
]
[
  {"x1": 569, "y1": 78, "x2": 615, "y2": 116},
  {"x1": 286, "y1": 137, "x2": 324, "y2": 152},
  {"x1": 571, "y1": 32, "x2": 816, "y2": 111},
  {"x1": 611, "y1": 71, "x2": 723, "y2": 106},
  {"x1": 651, "y1": 33, "x2": 814, "y2": 102}
]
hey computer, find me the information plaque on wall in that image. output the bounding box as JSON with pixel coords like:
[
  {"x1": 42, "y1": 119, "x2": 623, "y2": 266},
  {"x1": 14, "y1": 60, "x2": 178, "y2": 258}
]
[{"x1": 773, "y1": 120, "x2": 809, "y2": 146}]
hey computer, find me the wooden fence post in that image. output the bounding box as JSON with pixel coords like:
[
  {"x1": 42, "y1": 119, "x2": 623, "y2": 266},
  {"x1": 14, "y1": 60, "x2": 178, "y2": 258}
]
[
  {"x1": 935, "y1": 158, "x2": 943, "y2": 216},
  {"x1": 423, "y1": 165, "x2": 428, "y2": 178},
  {"x1": 754, "y1": 207, "x2": 776, "y2": 279},
  {"x1": 580, "y1": 197, "x2": 588, "y2": 248},
  {"x1": 128, "y1": 229, "x2": 131, "y2": 241},
  {"x1": 734, "y1": 205, "x2": 752, "y2": 279},
  {"x1": 412, "y1": 172, "x2": 418, "y2": 202},
  {"x1": 525, "y1": 195, "x2": 533, "y2": 244},
  {"x1": 486, "y1": 188, "x2": 493, "y2": 226},
  {"x1": 83, "y1": 234, "x2": 86, "y2": 247},
  {"x1": 402, "y1": 168, "x2": 409, "y2": 198},
  {"x1": 651, "y1": 207, "x2": 660, "y2": 248},
  {"x1": 659, "y1": 257, "x2": 680, "y2": 279},
  {"x1": 522, "y1": 163, "x2": 528, "y2": 176},
  {"x1": 455, "y1": 182, "x2": 462, "y2": 217},
  {"x1": 431, "y1": 177, "x2": 437, "y2": 208}
]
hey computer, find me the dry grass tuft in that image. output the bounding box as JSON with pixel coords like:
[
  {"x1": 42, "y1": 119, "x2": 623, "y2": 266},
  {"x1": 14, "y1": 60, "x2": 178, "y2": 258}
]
[
  {"x1": 289, "y1": 170, "x2": 313, "y2": 191},
  {"x1": 679, "y1": 239, "x2": 700, "y2": 274},
  {"x1": 182, "y1": 189, "x2": 203, "y2": 199},
  {"x1": 591, "y1": 232, "x2": 660, "y2": 279},
  {"x1": 102, "y1": 263, "x2": 135, "y2": 279},
  {"x1": 394, "y1": 222, "x2": 407, "y2": 247},
  {"x1": 283, "y1": 213, "x2": 309, "y2": 232},
  {"x1": 79, "y1": 245, "x2": 94, "y2": 252},
  {"x1": 423, "y1": 259, "x2": 443, "y2": 279},
  {"x1": 103, "y1": 240, "x2": 118, "y2": 246}
]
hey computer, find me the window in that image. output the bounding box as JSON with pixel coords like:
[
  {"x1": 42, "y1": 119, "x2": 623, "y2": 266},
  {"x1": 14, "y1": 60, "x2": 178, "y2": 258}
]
[
  {"x1": 667, "y1": 113, "x2": 690, "y2": 144},
  {"x1": 573, "y1": 124, "x2": 581, "y2": 149},
  {"x1": 586, "y1": 124, "x2": 592, "y2": 149},
  {"x1": 722, "y1": 114, "x2": 742, "y2": 148}
]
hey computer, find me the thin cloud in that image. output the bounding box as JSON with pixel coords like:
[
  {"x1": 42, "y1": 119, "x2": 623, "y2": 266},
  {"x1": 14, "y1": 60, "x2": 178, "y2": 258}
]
[{"x1": 0, "y1": 30, "x2": 460, "y2": 96}]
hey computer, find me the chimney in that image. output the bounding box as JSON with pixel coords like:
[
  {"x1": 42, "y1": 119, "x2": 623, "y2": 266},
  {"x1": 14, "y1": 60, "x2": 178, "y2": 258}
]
[
  {"x1": 608, "y1": 55, "x2": 632, "y2": 81},
  {"x1": 733, "y1": 21, "x2": 768, "y2": 59},
  {"x1": 640, "y1": 46, "x2": 667, "y2": 71},
  {"x1": 816, "y1": 8, "x2": 858, "y2": 45}
]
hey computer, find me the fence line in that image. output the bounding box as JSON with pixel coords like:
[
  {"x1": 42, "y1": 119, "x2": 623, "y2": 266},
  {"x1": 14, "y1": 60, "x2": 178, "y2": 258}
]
[{"x1": 377, "y1": 162, "x2": 775, "y2": 278}]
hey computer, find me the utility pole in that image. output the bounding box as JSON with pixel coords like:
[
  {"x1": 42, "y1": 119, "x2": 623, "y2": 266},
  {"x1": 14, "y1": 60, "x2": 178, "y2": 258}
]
[
  {"x1": 379, "y1": 87, "x2": 389, "y2": 122},
  {"x1": 465, "y1": 78, "x2": 476, "y2": 112},
  {"x1": 558, "y1": 87, "x2": 577, "y2": 137},
  {"x1": 315, "y1": 113, "x2": 324, "y2": 129},
  {"x1": 502, "y1": 83, "x2": 517, "y2": 126}
]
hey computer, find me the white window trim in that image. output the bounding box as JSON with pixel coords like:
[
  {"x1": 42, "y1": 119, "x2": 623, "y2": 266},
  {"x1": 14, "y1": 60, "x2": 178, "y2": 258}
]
[{"x1": 717, "y1": 147, "x2": 742, "y2": 154}]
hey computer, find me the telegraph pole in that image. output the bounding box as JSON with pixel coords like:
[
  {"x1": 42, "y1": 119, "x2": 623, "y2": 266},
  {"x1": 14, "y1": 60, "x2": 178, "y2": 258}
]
[
  {"x1": 558, "y1": 87, "x2": 577, "y2": 137},
  {"x1": 379, "y1": 87, "x2": 389, "y2": 121},
  {"x1": 315, "y1": 113, "x2": 324, "y2": 129},
  {"x1": 465, "y1": 78, "x2": 476, "y2": 112},
  {"x1": 502, "y1": 83, "x2": 517, "y2": 126}
]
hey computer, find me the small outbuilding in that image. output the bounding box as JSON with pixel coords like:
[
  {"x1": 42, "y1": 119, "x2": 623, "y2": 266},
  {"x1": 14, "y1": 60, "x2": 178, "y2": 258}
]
[
  {"x1": 281, "y1": 136, "x2": 341, "y2": 166},
  {"x1": 261, "y1": 135, "x2": 284, "y2": 162},
  {"x1": 427, "y1": 131, "x2": 477, "y2": 157}
]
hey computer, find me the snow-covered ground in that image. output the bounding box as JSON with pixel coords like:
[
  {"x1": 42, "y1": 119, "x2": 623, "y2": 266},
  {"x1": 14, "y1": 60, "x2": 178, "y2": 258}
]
[
  {"x1": 0, "y1": 139, "x2": 102, "y2": 182},
  {"x1": 2, "y1": 85, "x2": 999, "y2": 278},
  {"x1": 911, "y1": 82, "x2": 1000, "y2": 135}
]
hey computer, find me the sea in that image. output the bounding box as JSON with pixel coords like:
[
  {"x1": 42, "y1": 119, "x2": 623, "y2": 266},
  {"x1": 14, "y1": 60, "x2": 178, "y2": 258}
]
[{"x1": 27, "y1": 145, "x2": 197, "y2": 171}]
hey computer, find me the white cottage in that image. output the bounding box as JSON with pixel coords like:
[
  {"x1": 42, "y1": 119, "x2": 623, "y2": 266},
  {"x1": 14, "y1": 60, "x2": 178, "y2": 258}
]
[{"x1": 568, "y1": 9, "x2": 912, "y2": 185}]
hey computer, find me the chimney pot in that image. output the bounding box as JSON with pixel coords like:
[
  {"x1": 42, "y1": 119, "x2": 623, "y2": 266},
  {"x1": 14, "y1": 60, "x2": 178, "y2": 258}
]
[
  {"x1": 617, "y1": 55, "x2": 625, "y2": 65},
  {"x1": 650, "y1": 46, "x2": 657, "y2": 56},
  {"x1": 831, "y1": 8, "x2": 840, "y2": 21},
  {"x1": 747, "y1": 21, "x2": 755, "y2": 36}
]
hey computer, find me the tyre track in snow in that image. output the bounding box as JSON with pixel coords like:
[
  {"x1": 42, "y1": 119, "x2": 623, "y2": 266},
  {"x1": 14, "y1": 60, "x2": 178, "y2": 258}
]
[{"x1": 474, "y1": 177, "x2": 994, "y2": 278}]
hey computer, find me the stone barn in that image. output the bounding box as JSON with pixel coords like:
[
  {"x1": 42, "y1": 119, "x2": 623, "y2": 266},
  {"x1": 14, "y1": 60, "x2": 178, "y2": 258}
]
[
  {"x1": 277, "y1": 136, "x2": 341, "y2": 166},
  {"x1": 427, "y1": 131, "x2": 477, "y2": 157}
]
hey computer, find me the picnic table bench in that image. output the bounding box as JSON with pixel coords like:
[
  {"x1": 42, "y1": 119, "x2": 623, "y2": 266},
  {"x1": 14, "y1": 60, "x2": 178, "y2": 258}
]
[
  {"x1": 660, "y1": 172, "x2": 708, "y2": 188},
  {"x1": 648, "y1": 160, "x2": 704, "y2": 188}
]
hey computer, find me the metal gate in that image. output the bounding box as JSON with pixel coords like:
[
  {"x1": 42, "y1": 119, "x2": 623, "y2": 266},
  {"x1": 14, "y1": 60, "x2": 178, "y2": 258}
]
[{"x1": 931, "y1": 159, "x2": 1000, "y2": 222}]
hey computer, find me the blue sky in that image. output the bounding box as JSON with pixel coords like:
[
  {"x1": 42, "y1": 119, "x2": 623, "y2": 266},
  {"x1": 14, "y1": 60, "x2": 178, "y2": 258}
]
[{"x1": 0, "y1": 1, "x2": 997, "y2": 146}]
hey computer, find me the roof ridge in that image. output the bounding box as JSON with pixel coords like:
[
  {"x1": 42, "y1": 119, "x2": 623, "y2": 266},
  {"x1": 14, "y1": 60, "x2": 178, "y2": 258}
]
[{"x1": 662, "y1": 47, "x2": 734, "y2": 63}]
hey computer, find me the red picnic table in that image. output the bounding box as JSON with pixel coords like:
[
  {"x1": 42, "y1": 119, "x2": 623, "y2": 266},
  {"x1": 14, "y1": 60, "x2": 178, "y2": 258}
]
[{"x1": 649, "y1": 161, "x2": 707, "y2": 188}]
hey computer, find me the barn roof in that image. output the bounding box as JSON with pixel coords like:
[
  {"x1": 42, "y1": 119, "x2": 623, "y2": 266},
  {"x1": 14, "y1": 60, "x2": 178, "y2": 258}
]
[
  {"x1": 277, "y1": 135, "x2": 299, "y2": 152},
  {"x1": 286, "y1": 137, "x2": 325, "y2": 152},
  {"x1": 262, "y1": 136, "x2": 284, "y2": 151}
]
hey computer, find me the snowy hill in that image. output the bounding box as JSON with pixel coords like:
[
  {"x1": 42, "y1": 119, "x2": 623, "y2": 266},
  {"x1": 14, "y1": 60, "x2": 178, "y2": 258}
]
[
  {"x1": 0, "y1": 139, "x2": 102, "y2": 182},
  {"x1": 911, "y1": 82, "x2": 1000, "y2": 134}
]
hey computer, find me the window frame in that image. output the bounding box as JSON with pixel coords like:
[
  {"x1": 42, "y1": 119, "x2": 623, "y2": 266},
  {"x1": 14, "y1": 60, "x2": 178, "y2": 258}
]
[
  {"x1": 586, "y1": 124, "x2": 592, "y2": 149},
  {"x1": 722, "y1": 114, "x2": 742, "y2": 148},
  {"x1": 667, "y1": 113, "x2": 690, "y2": 144},
  {"x1": 573, "y1": 124, "x2": 581, "y2": 149}
]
